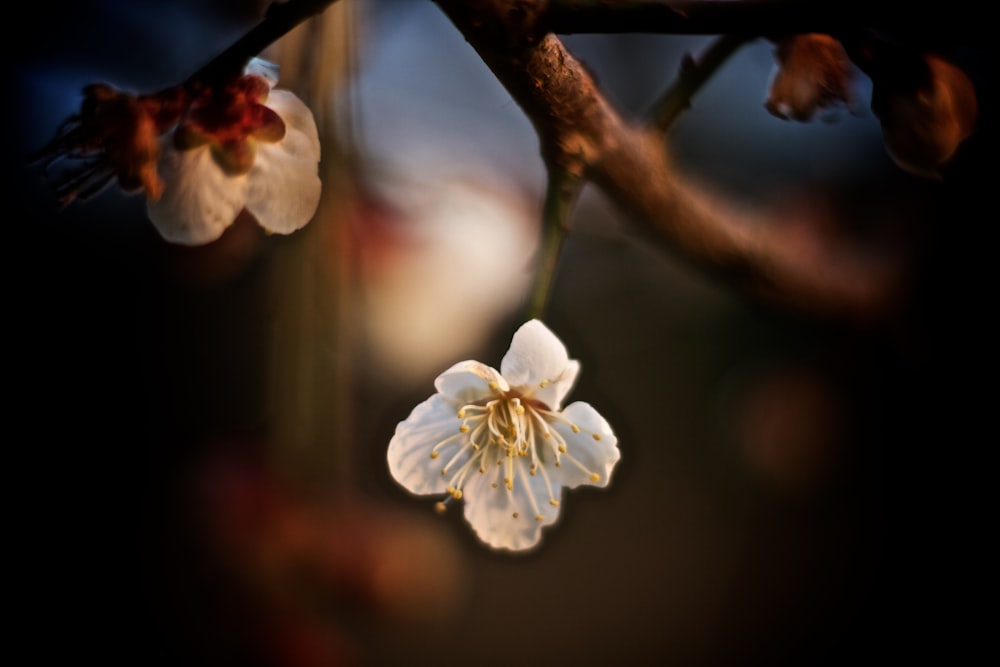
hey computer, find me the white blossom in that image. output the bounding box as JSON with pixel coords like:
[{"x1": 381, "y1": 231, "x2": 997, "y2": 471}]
[
  {"x1": 387, "y1": 319, "x2": 621, "y2": 551},
  {"x1": 147, "y1": 60, "x2": 321, "y2": 245}
]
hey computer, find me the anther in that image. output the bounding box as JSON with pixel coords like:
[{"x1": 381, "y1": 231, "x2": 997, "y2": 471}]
[
  {"x1": 512, "y1": 512, "x2": 519, "y2": 519},
  {"x1": 534, "y1": 514, "x2": 545, "y2": 522},
  {"x1": 592, "y1": 434, "x2": 602, "y2": 441},
  {"x1": 457, "y1": 409, "x2": 466, "y2": 419},
  {"x1": 549, "y1": 499, "x2": 559, "y2": 506},
  {"x1": 429, "y1": 451, "x2": 439, "y2": 459},
  {"x1": 451, "y1": 489, "x2": 463, "y2": 500},
  {"x1": 435, "y1": 502, "x2": 447, "y2": 514},
  {"x1": 558, "y1": 444, "x2": 567, "y2": 453},
  {"x1": 459, "y1": 424, "x2": 469, "y2": 433},
  {"x1": 589, "y1": 472, "x2": 600, "y2": 482},
  {"x1": 540, "y1": 380, "x2": 549, "y2": 388},
  {"x1": 571, "y1": 424, "x2": 581, "y2": 433}
]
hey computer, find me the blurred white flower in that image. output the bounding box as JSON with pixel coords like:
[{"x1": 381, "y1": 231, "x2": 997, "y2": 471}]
[
  {"x1": 147, "y1": 58, "x2": 321, "y2": 245},
  {"x1": 387, "y1": 319, "x2": 621, "y2": 552}
]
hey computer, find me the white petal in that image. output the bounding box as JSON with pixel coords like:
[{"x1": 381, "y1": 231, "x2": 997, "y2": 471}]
[
  {"x1": 245, "y1": 57, "x2": 280, "y2": 87},
  {"x1": 434, "y1": 360, "x2": 508, "y2": 404},
  {"x1": 547, "y1": 402, "x2": 620, "y2": 489},
  {"x1": 146, "y1": 142, "x2": 246, "y2": 246},
  {"x1": 387, "y1": 393, "x2": 464, "y2": 496},
  {"x1": 244, "y1": 90, "x2": 322, "y2": 235},
  {"x1": 462, "y1": 456, "x2": 562, "y2": 551},
  {"x1": 501, "y1": 319, "x2": 579, "y2": 408}
]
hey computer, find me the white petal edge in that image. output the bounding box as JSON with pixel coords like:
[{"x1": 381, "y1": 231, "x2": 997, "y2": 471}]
[
  {"x1": 547, "y1": 401, "x2": 620, "y2": 489},
  {"x1": 244, "y1": 91, "x2": 322, "y2": 235},
  {"x1": 462, "y1": 456, "x2": 563, "y2": 551},
  {"x1": 501, "y1": 319, "x2": 578, "y2": 408},
  {"x1": 147, "y1": 141, "x2": 246, "y2": 245},
  {"x1": 387, "y1": 393, "x2": 464, "y2": 496},
  {"x1": 434, "y1": 361, "x2": 507, "y2": 404}
]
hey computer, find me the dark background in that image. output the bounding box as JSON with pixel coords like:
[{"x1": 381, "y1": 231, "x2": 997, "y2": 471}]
[{"x1": 8, "y1": 1, "x2": 995, "y2": 665}]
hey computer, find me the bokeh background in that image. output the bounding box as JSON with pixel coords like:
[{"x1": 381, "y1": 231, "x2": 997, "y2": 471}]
[{"x1": 9, "y1": 1, "x2": 995, "y2": 665}]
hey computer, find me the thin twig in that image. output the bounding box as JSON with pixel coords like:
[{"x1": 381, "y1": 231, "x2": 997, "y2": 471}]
[{"x1": 648, "y1": 34, "x2": 751, "y2": 133}]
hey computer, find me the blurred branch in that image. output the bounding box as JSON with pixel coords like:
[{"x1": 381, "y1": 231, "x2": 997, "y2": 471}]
[
  {"x1": 541, "y1": 0, "x2": 874, "y2": 36},
  {"x1": 433, "y1": 0, "x2": 911, "y2": 323},
  {"x1": 184, "y1": 0, "x2": 340, "y2": 92}
]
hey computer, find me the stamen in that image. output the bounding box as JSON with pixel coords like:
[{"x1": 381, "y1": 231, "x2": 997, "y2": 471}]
[
  {"x1": 435, "y1": 501, "x2": 447, "y2": 514},
  {"x1": 516, "y1": 458, "x2": 545, "y2": 523}
]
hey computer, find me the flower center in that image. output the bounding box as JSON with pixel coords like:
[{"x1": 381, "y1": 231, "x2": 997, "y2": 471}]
[{"x1": 429, "y1": 391, "x2": 604, "y2": 521}]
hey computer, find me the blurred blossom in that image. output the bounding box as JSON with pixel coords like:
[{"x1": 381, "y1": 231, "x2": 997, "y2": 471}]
[
  {"x1": 387, "y1": 319, "x2": 621, "y2": 552},
  {"x1": 765, "y1": 34, "x2": 860, "y2": 122},
  {"x1": 869, "y1": 52, "x2": 978, "y2": 180},
  {"x1": 356, "y1": 174, "x2": 538, "y2": 386},
  {"x1": 723, "y1": 363, "x2": 850, "y2": 490},
  {"x1": 178, "y1": 440, "x2": 467, "y2": 664},
  {"x1": 149, "y1": 58, "x2": 322, "y2": 245}
]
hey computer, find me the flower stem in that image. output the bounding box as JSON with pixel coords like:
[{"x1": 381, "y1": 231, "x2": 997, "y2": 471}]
[
  {"x1": 525, "y1": 167, "x2": 584, "y2": 321},
  {"x1": 184, "y1": 0, "x2": 341, "y2": 91},
  {"x1": 647, "y1": 34, "x2": 751, "y2": 133}
]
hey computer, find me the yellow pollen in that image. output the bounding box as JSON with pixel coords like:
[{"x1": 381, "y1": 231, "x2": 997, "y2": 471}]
[
  {"x1": 435, "y1": 502, "x2": 447, "y2": 514},
  {"x1": 549, "y1": 499, "x2": 559, "y2": 506},
  {"x1": 540, "y1": 380, "x2": 549, "y2": 388},
  {"x1": 440, "y1": 468, "x2": 448, "y2": 476},
  {"x1": 504, "y1": 478, "x2": 513, "y2": 490},
  {"x1": 571, "y1": 424, "x2": 581, "y2": 433},
  {"x1": 589, "y1": 472, "x2": 600, "y2": 482},
  {"x1": 489, "y1": 381, "x2": 499, "y2": 391},
  {"x1": 558, "y1": 444, "x2": 567, "y2": 453},
  {"x1": 457, "y1": 409, "x2": 466, "y2": 419},
  {"x1": 593, "y1": 434, "x2": 602, "y2": 441},
  {"x1": 429, "y1": 451, "x2": 439, "y2": 459},
  {"x1": 451, "y1": 489, "x2": 463, "y2": 500},
  {"x1": 543, "y1": 432, "x2": 552, "y2": 438},
  {"x1": 445, "y1": 486, "x2": 456, "y2": 495},
  {"x1": 459, "y1": 424, "x2": 469, "y2": 433},
  {"x1": 535, "y1": 514, "x2": 544, "y2": 522},
  {"x1": 515, "y1": 405, "x2": 525, "y2": 415}
]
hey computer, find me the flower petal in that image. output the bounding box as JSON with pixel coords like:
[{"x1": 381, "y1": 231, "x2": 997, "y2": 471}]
[
  {"x1": 547, "y1": 401, "x2": 620, "y2": 489},
  {"x1": 244, "y1": 90, "x2": 322, "y2": 235},
  {"x1": 147, "y1": 142, "x2": 246, "y2": 245},
  {"x1": 434, "y1": 360, "x2": 507, "y2": 404},
  {"x1": 387, "y1": 393, "x2": 465, "y2": 496},
  {"x1": 500, "y1": 319, "x2": 579, "y2": 408},
  {"x1": 462, "y1": 456, "x2": 562, "y2": 551}
]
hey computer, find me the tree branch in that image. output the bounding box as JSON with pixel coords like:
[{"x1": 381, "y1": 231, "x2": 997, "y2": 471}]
[{"x1": 433, "y1": 0, "x2": 911, "y2": 323}]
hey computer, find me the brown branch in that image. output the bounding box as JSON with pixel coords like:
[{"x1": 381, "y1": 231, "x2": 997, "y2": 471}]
[{"x1": 432, "y1": 0, "x2": 911, "y2": 324}]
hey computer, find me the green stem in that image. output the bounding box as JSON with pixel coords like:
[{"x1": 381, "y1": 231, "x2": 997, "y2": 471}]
[
  {"x1": 647, "y1": 34, "x2": 750, "y2": 133},
  {"x1": 525, "y1": 167, "x2": 584, "y2": 321}
]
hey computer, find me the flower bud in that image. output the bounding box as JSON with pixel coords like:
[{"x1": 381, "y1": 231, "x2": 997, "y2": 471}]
[
  {"x1": 871, "y1": 53, "x2": 978, "y2": 179},
  {"x1": 765, "y1": 34, "x2": 857, "y2": 122}
]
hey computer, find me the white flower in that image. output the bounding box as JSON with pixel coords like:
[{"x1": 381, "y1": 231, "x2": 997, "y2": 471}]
[
  {"x1": 147, "y1": 59, "x2": 321, "y2": 246},
  {"x1": 387, "y1": 319, "x2": 621, "y2": 552}
]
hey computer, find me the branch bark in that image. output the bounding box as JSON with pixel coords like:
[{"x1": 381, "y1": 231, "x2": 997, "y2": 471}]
[{"x1": 433, "y1": 0, "x2": 911, "y2": 324}]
